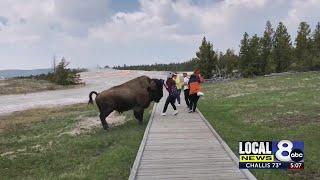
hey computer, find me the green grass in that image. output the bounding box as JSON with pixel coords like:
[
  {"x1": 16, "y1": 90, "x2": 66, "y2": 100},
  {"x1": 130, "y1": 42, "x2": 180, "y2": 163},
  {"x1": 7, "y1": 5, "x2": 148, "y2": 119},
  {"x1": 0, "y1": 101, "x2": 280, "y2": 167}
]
[
  {"x1": 0, "y1": 103, "x2": 152, "y2": 180},
  {"x1": 198, "y1": 72, "x2": 320, "y2": 179},
  {"x1": 0, "y1": 78, "x2": 83, "y2": 95}
]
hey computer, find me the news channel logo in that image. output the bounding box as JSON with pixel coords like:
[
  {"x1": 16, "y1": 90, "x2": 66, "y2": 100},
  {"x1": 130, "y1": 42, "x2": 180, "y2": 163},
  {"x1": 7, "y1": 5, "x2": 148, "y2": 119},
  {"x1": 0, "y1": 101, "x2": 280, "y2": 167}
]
[{"x1": 238, "y1": 140, "x2": 304, "y2": 170}]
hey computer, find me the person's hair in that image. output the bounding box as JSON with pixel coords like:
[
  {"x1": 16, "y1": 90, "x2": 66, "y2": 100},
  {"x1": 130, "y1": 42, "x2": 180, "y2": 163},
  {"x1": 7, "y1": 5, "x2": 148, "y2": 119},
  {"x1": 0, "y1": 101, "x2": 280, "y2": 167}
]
[{"x1": 194, "y1": 69, "x2": 200, "y2": 74}]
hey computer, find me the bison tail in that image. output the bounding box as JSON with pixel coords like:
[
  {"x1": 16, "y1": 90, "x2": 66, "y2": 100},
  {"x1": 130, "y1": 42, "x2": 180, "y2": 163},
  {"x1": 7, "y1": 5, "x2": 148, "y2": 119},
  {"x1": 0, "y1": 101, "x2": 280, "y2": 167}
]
[{"x1": 88, "y1": 91, "x2": 99, "y2": 105}]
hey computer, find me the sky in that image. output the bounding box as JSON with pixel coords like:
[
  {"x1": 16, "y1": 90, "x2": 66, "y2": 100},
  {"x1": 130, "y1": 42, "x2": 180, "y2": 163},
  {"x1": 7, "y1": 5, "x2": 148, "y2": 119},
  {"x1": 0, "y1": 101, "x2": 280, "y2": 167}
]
[{"x1": 0, "y1": 0, "x2": 319, "y2": 70}]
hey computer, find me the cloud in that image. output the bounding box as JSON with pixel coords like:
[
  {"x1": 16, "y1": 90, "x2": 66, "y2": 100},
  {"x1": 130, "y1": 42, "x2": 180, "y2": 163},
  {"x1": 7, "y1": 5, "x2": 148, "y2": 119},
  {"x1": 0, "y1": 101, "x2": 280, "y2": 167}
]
[
  {"x1": 0, "y1": 1, "x2": 54, "y2": 43},
  {"x1": 0, "y1": 16, "x2": 8, "y2": 26},
  {"x1": 0, "y1": 0, "x2": 112, "y2": 43},
  {"x1": 88, "y1": 0, "x2": 281, "y2": 49},
  {"x1": 0, "y1": 0, "x2": 320, "y2": 69},
  {"x1": 283, "y1": 0, "x2": 320, "y2": 35},
  {"x1": 53, "y1": 0, "x2": 111, "y2": 36},
  {"x1": 89, "y1": 0, "x2": 198, "y2": 43}
]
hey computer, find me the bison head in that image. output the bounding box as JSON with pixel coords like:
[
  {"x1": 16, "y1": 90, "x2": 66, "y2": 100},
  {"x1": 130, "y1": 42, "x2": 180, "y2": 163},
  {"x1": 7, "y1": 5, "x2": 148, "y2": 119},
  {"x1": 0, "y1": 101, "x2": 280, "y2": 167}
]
[{"x1": 148, "y1": 78, "x2": 164, "y2": 103}]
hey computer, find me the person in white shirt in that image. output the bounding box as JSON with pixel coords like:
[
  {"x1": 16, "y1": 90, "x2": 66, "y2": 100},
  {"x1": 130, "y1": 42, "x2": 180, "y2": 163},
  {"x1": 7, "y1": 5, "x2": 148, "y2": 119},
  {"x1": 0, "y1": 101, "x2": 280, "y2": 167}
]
[{"x1": 183, "y1": 73, "x2": 190, "y2": 108}]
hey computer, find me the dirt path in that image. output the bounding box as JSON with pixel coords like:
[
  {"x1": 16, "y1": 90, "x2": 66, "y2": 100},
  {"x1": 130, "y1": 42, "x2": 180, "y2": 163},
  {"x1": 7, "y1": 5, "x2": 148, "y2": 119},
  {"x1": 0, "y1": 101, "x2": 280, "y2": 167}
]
[{"x1": 0, "y1": 69, "x2": 166, "y2": 115}]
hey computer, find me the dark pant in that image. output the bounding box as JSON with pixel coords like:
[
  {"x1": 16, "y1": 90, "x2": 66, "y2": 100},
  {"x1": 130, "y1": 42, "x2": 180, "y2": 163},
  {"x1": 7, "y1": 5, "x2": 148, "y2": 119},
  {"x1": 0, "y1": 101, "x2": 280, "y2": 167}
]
[
  {"x1": 184, "y1": 89, "x2": 190, "y2": 107},
  {"x1": 176, "y1": 89, "x2": 182, "y2": 104},
  {"x1": 189, "y1": 93, "x2": 200, "y2": 112},
  {"x1": 163, "y1": 95, "x2": 177, "y2": 113}
]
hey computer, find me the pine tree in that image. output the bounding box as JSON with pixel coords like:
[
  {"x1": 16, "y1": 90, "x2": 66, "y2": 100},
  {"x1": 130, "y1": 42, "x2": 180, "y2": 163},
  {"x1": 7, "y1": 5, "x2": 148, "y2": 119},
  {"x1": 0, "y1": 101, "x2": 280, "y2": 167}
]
[
  {"x1": 54, "y1": 58, "x2": 81, "y2": 85},
  {"x1": 295, "y1": 22, "x2": 312, "y2": 70},
  {"x1": 313, "y1": 23, "x2": 320, "y2": 56},
  {"x1": 220, "y1": 49, "x2": 238, "y2": 76},
  {"x1": 273, "y1": 22, "x2": 292, "y2": 73},
  {"x1": 248, "y1": 34, "x2": 261, "y2": 75},
  {"x1": 260, "y1": 21, "x2": 274, "y2": 74},
  {"x1": 239, "y1": 33, "x2": 260, "y2": 77},
  {"x1": 311, "y1": 22, "x2": 320, "y2": 70},
  {"x1": 216, "y1": 52, "x2": 225, "y2": 77},
  {"x1": 239, "y1": 32, "x2": 251, "y2": 77},
  {"x1": 195, "y1": 37, "x2": 217, "y2": 78}
]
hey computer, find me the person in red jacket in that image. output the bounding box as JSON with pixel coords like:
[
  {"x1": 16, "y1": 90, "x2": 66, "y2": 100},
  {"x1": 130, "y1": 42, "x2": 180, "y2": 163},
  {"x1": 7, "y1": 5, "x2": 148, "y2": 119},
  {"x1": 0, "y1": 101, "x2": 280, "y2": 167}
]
[
  {"x1": 162, "y1": 73, "x2": 179, "y2": 116},
  {"x1": 188, "y1": 69, "x2": 204, "y2": 113}
]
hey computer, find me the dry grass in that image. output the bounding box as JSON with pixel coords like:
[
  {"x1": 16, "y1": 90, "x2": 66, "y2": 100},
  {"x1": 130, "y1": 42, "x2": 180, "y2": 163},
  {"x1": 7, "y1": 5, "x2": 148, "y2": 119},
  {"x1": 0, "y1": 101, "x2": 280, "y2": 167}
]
[
  {"x1": 0, "y1": 104, "x2": 91, "y2": 133},
  {"x1": 0, "y1": 78, "x2": 83, "y2": 95}
]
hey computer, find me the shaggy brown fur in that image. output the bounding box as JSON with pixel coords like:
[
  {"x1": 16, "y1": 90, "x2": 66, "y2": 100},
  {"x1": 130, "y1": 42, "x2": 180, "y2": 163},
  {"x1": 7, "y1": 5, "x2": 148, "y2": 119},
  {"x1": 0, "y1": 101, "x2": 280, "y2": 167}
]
[{"x1": 88, "y1": 76, "x2": 164, "y2": 130}]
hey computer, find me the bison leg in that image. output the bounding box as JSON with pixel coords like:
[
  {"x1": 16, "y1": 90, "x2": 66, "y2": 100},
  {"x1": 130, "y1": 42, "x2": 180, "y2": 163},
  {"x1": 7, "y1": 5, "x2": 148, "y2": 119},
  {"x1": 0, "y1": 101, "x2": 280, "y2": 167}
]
[
  {"x1": 99, "y1": 109, "x2": 113, "y2": 130},
  {"x1": 134, "y1": 109, "x2": 144, "y2": 125}
]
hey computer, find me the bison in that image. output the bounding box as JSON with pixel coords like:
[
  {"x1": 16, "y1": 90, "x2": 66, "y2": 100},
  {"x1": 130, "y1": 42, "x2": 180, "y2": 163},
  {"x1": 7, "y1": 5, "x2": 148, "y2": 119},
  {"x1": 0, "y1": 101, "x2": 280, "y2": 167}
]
[{"x1": 88, "y1": 76, "x2": 164, "y2": 130}]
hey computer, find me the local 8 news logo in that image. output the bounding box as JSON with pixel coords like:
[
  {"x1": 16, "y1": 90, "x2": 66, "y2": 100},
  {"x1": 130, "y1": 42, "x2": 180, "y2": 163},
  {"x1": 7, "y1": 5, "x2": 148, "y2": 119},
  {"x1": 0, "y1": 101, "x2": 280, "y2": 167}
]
[
  {"x1": 274, "y1": 140, "x2": 304, "y2": 163},
  {"x1": 239, "y1": 140, "x2": 304, "y2": 170}
]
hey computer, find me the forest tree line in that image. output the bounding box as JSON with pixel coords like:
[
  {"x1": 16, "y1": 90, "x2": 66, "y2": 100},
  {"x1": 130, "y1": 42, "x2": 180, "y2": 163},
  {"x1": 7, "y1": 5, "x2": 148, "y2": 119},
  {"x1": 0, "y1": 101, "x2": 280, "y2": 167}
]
[
  {"x1": 112, "y1": 59, "x2": 197, "y2": 72},
  {"x1": 114, "y1": 21, "x2": 320, "y2": 78}
]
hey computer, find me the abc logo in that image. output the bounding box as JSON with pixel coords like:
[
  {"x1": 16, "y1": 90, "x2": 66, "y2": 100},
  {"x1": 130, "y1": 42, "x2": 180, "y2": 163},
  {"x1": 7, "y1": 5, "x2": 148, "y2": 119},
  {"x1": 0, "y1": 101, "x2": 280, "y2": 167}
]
[
  {"x1": 290, "y1": 149, "x2": 304, "y2": 162},
  {"x1": 275, "y1": 140, "x2": 304, "y2": 162}
]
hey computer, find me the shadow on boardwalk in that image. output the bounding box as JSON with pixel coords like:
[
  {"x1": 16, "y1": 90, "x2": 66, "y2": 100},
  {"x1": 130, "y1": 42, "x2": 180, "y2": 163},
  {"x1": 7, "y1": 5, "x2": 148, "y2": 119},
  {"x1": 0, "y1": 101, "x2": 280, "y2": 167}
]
[{"x1": 129, "y1": 95, "x2": 256, "y2": 180}]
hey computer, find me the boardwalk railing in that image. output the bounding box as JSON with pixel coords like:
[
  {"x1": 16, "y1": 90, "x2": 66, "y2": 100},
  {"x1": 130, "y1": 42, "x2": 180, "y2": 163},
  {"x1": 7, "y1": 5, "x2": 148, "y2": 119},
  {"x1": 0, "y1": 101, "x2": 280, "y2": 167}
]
[{"x1": 128, "y1": 104, "x2": 157, "y2": 180}]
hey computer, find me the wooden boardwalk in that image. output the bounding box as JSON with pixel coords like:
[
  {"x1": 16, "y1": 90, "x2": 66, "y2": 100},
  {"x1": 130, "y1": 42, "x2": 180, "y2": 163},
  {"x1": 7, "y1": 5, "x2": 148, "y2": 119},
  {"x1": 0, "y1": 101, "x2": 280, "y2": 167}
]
[{"x1": 129, "y1": 96, "x2": 256, "y2": 180}]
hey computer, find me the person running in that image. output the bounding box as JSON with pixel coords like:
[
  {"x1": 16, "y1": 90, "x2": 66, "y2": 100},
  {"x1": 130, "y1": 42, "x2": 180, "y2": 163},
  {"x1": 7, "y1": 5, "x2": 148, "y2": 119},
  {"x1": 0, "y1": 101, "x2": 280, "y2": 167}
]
[
  {"x1": 174, "y1": 72, "x2": 183, "y2": 106},
  {"x1": 183, "y1": 72, "x2": 190, "y2": 108},
  {"x1": 188, "y1": 69, "x2": 204, "y2": 113},
  {"x1": 162, "y1": 73, "x2": 179, "y2": 116}
]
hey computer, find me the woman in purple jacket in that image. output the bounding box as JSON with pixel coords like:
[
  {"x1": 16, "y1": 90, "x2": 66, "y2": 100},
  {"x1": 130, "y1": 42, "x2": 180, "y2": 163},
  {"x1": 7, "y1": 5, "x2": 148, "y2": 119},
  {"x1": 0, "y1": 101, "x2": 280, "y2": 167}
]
[{"x1": 161, "y1": 73, "x2": 179, "y2": 116}]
